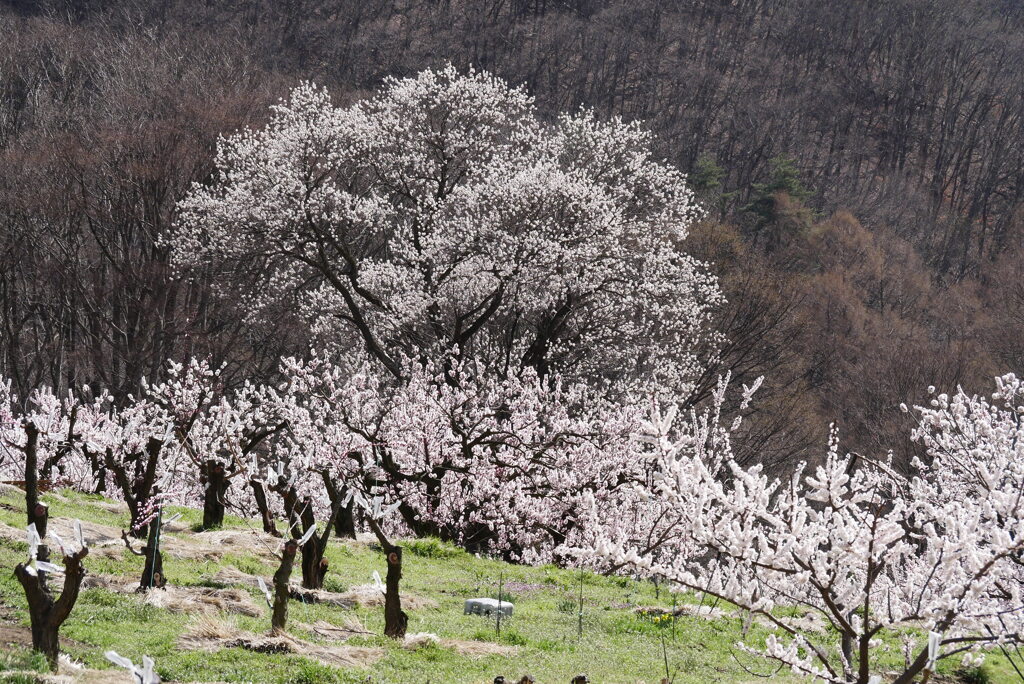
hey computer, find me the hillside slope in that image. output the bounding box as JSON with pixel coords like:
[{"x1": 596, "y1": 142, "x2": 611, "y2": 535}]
[{"x1": 0, "y1": 487, "x2": 1009, "y2": 683}]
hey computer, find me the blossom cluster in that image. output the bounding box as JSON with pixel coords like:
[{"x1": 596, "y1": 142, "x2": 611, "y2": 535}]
[{"x1": 583, "y1": 374, "x2": 1024, "y2": 682}]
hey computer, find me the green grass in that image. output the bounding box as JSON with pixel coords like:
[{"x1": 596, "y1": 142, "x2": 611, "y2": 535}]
[{"x1": 0, "y1": 487, "x2": 1012, "y2": 683}]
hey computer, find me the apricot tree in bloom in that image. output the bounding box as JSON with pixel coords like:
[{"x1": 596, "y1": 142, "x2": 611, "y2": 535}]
[
  {"x1": 588, "y1": 375, "x2": 1024, "y2": 684},
  {"x1": 254, "y1": 380, "x2": 358, "y2": 590},
  {"x1": 162, "y1": 365, "x2": 286, "y2": 530},
  {"x1": 1, "y1": 380, "x2": 92, "y2": 588},
  {"x1": 276, "y1": 352, "x2": 647, "y2": 562},
  {"x1": 170, "y1": 65, "x2": 720, "y2": 397}
]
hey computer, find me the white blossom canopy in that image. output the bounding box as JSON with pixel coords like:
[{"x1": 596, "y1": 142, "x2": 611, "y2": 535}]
[{"x1": 172, "y1": 66, "x2": 720, "y2": 396}]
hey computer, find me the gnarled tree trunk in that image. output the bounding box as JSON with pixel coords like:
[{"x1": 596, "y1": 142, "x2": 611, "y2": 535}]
[
  {"x1": 368, "y1": 517, "x2": 407, "y2": 639},
  {"x1": 201, "y1": 460, "x2": 228, "y2": 530},
  {"x1": 15, "y1": 547, "x2": 89, "y2": 671},
  {"x1": 23, "y1": 422, "x2": 52, "y2": 590},
  {"x1": 271, "y1": 540, "x2": 298, "y2": 631},
  {"x1": 322, "y1": 473, "x2": 356, "y2": 539},
  {"x1": 250, "y1": 478, "x2": 280, "y2": 536},
  {"x1": 298, "y1": 498, "x2": 341, "y2": 590}
]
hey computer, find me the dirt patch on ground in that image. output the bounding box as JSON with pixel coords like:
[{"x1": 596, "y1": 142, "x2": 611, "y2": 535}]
[
  {"x1": 0, "y1": 622, "x2": 33, "y2": 649},
  {"x1": 0, "y1": 517, "x2": 128, "y2": 560},
  {"x1": 40, "y1": 659, "x2": 232, "y2": 684},
  {"x1": 184, "y1": 529, "x2": 280, "y2": 561},
  {"x1": 402, "y1": 632, "x2": 519, "y2": 658},
  {"x1": 0, "y1": 518, "x2": 28, "y2": 544},
  {"x1": 178, "y1": 616, "x2": 383, "y2": 669},
  {"x1": 0, "y1": 624, "x2": 86, "y2": 652},
  {"x1": 209, "y1": 566, "x2": 261, "y2": 586},
  {"x1": 329, "y1": 582, "x2": 437, "y2": 610}
]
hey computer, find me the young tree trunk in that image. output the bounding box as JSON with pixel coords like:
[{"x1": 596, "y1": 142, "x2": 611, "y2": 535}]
[
  {"x1": 250, "y1": 478, "x2": 280, "y2": 537},
  {"x1": 271, "y1": 541, "x2": 298, "y2": 632},
  {"x1": 23, "y1": 422, "x2": 52, "y2": 590},
  {"x1": 299, "y1": 501, "x2": 328, "y2": 590},
  {"x1": 15, "y1": 547, "x2": 89, "y2": 671},
  {"x1": 139, "y1": 515, "x2": 165, "y2": 591},
  {"x1": 321, "y1": 473, "x2": 356, "y2": 539},
  {"x1": 383, "y1": 544, "x2": 407, "y2": 639},
  {"x1": 334, "y1": 501, "x2": 356, "y2": 539},
  {"x1": 201, "y1": 460, "x2": 228, "y2": 530},
  {"x1": 367, "y1": 516, "x2": 407, "y2": 639}
]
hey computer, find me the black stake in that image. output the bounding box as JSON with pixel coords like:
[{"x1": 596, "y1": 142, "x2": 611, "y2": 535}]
[
  {"x1": 661, "y1": 631, "x2": 671, "y2": 682},
  {"x1": 577, "y1": 569, "x2": 584, "y2": 641},
  {"x1": 497, "y1": 571, "x2": 503, "y2": 637},
  {"x1": 671, "y1": 591, "x2": 677, "y2": 642}
]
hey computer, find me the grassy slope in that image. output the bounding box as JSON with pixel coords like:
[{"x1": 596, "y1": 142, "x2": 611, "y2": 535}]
[{"x1": 0, "y1": 489, "x2": 1009, "y2": 684}]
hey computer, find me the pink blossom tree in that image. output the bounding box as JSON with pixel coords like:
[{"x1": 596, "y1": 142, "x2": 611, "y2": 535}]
[
  {"x1": 168, "y1": 66, "x2": 723, "y2": 556},
  {"x1": 274, "y1": 352, "x2": 652, "y2": 564},
  {"x1": 1, "y1": 380, "x2": 91, "y2": 588},
  {"x1": 170, "y1": 66, "x2": 719, "y2": 397},
  {"x1": 586, "y1": 375, "x2": 1024, "y2": 684},
  {"x1": 1, "y1": 382, "x2": 92, "y2": 669}
]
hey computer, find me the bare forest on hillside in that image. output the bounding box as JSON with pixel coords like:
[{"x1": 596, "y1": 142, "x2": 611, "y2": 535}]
[{"x1": 2, "y1": 0, "x2": 1023, "y2": 472}]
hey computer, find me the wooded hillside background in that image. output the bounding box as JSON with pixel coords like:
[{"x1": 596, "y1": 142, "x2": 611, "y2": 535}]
[{"x1": 2, "y1": 0, "x2": 1022, "y2": 471}]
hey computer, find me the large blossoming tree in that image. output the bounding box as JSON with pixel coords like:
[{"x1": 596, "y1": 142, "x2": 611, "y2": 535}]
[
  {"x1": 169, "y1": 66, "x2": 721, "y2": 551},
  {"x1": 171, "y1": 65, "x2": 719, "y2": 393}
]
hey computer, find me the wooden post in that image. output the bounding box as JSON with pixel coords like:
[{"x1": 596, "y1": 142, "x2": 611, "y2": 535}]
[
  {"x1": 15, "y1": 547, "x2": 89, "y2": 671},
  {"x1": 272, "y1": 540, "x2": 298, "y2": 632}
]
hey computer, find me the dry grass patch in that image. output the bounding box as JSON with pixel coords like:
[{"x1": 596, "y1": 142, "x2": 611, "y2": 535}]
[
  {"x1": 294, "y1": 618, "x2": 374, "y2": 640},
  {"x1": 82, "y1": 574, "x2": 263, "y2": 617},
  {"x1": 443, "y1": 639, "x2": 520, "y2": 658},
  {"x1": 335, "y1": 583, "x2": 438, "y2": 610},
  {"x1": 178, "y1": 616, "x2": 383, "y2": 669},
  {"x1": 211, "y1": 566, "x2": 438, "y2": 610}
]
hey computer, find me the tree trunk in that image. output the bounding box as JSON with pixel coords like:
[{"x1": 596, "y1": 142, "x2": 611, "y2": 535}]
[
  {"x1": 23, "y1": 422, "x2": 52, "y2": 591},
  {"x1": 299, "y1": 503, "x2": 328, "y2": 590},
  {"x1": 139, "y1": 514, "x2": 165, "y2": 591},
  {"x1": 87, "y1": 449, "x2": 107, "y2": 495},
  {"x1": 15, "y1": 547, "x2": 88, "y2": 671},
  {"x1": 334, "y1": 502, "x2": 356, "y2": 539},
  {"x1": 201, "y1": 460, "x2": 228, "y2": 530},
  {"x1": 300, "y1": 540, "x2": 328, "y2": 590},
  {"x1": 366, "y1": 515, "x2": 407, "y2": 639},
  {"x1": 299, "y1": 497, "x2": 344, "y2": 590},
  {"x1": 250, "y1": 478, "x2": 280, "y2": 536},
  {"x1": 272, "y1": 541, "x2": 298, "y2": 632},
  {"x1": 383, "y1": 544, "x2": 408, "y2": 639},
  {"x1": 35, "y1": 625, "x2": 59, "y2": 670},
  {"x1": 321, "y1": 473, "x2": 356, "y2": 539}
]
